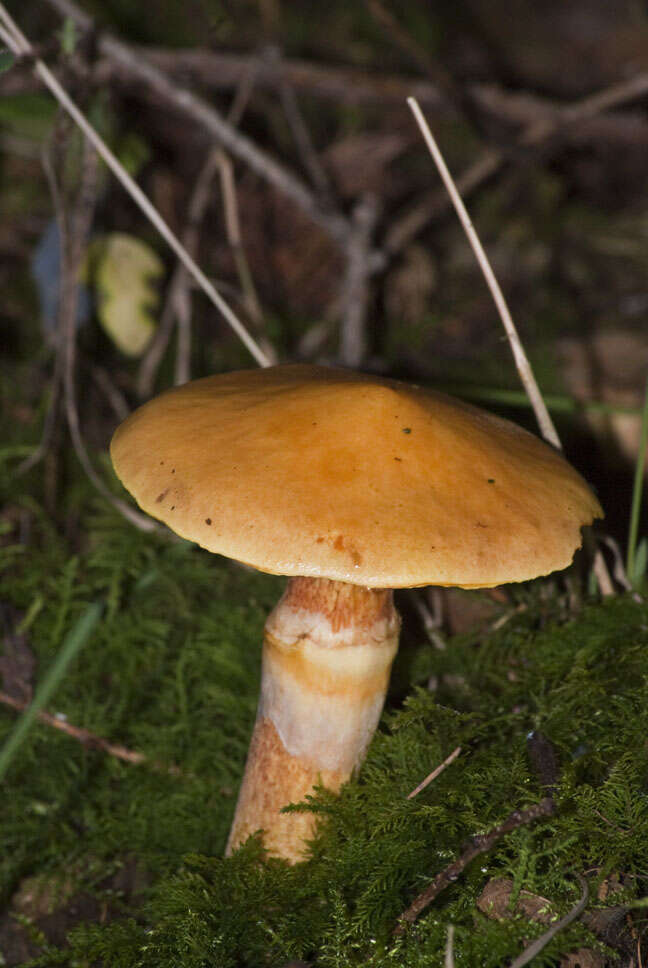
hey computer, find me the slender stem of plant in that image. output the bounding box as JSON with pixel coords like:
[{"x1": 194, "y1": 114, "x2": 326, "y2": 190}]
[
  {"x1": 407, "y1": 746, "x2": 461, "y2": 799},
  {"x1": 0, "y1": 603, "x2": 102, "y2": 782},
  {"x1": 408, "y1": 96, "x2": 614, "y2": 596},
  {"x1": 626, "y1": 373, "x2": 648, "y2": 581},
  {"x1": 407, "y1": 97, "x2": 561, "y2": 450},
  {"x1": 444, "y1": 924, "x2": 455, "y2": 968}
]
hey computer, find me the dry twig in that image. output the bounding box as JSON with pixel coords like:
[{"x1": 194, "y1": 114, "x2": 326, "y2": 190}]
[
  {"x1": 444, "y1": 924, "x2": 455, "y2": 968},
  {"x1": 408, "y1": 97, "x2": 560, "y2": 449},
  {"x1": 508, "y1": 876, "x2": 589, "y2": 968},
  {"x1": 408, "y1": 97, "x2": 614, "y2": 595},
  {"x1": 0, "y1": 690, "x2": 180, "y2": 774},
  {"x1": 407, "y1": 746, "x2": 461, "y2": 799},
  {"x1": 216, "y1": 149, "x2": 270, "y2": 340},
  {"x1": 136, "y1": 69, "x2": 276, "y2": 397},
  {"x1": 98, "y1": 45, "x2": 446, "y2": 112},
  {"x1": 264, "y1": 45, "x2": 333, "y2": 200},
  {"x1": 10, "y1": 74, "x2": 159, "y2": 530},
  {"x1": 394, "y1": 797, "x2": 555, "y2": 934},
  {"x1": 57, "y1": 135, "x2": 158, "y2": 531},
  {"x1": 338, "y1": 194, "x2": 380, "y2": 367}
]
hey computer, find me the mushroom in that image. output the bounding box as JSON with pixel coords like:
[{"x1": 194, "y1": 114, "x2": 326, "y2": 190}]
[{"x1": 110, "y1": 364, "x2": 602, "y2": 862}]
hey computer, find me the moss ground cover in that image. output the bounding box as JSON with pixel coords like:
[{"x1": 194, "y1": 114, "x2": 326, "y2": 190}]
[{"x1": 1, "y1": 478, "x2": 647, "y2": 966}]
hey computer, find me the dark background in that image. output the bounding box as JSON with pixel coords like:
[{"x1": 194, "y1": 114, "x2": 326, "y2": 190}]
[{"x1": 3, "y1": 0, "x2": 648, "y2": 546}]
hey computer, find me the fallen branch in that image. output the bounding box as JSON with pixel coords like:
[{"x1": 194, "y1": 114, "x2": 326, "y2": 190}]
[
  {"x1": 509, "y1": 876, "x2": 589, "y2": 968},
  {"x1": 0, "y1": 690, "x2": 181, "y2": 775},
  {"x1": 394, "y1": 797, "x2": 555, "y2": 934},
  {"x1": 94, "y1": 45, "x2": 447, "y2": 112}
]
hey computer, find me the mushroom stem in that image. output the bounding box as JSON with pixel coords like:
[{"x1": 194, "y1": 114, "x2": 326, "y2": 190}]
[{"x1": 226, "y1": 576, "x2": 400, "y2": 862}]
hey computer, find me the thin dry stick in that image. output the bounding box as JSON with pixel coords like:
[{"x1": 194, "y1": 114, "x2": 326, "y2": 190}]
[
  {"x1": 265, "y1": 46, "x2": 333, "y2": 199},
  {"x1": 173, "y1": 70, "x2": 279, "y2": 384},
  {"x1": 16, "y1": 115, "x2": 73, "y2": 478},
  {"x1": 407, "y1": 746, "x2": 461, "y2": 799},
  {"x1": 137, "y1": 149, "x2": 223, "y2": 398},
  {"x1": 394, "y1": 797, "x2": 555, "y2": 934},
  {"x1": 59, "y1": 138, "x2": 158, "y2": 532},
  {"x1": 32, "y1": 108, "x2": 156, "y2": 531},
  {"x1": 171, "y1": 148, "x2": 223, "y2": 387},
  {"x1": 91, "y1": 365, "x2": 130, "y2": 421},
  {"x1": 444, "y1": 925, "x2": 455, "y2": 968},
  {"x1": 0, "y1": 691, "x2": 180, "y2": 775},
  {"x1": 0, "y1": 3, "x2": 271, "y2": 368},
  {"x1": 508, "y1": 876, "x2": 589, "y2": 968},
  {"x1": 98, "y1": 45, "x2": 445, "y2": 111},
  {"x1": 137, "y1": 66, "x2": 274, "y2": 397},
  {"x1": 216, "y1": 149, "x2": 268, "y2": 333},
  {"x1": 173, "y1": 280, "x2": 192, "y2": 386},
  {"x1": 137, "y1": 276, "x2": 183, "y2": 399},
  {"x1": 338, "y1": 193, "x2": 379, "y2": 367},
  {"x1": 408, "y1": 97, "x2": 614, "y2": 596},
  {"x1": 407, "y1": 97, "x2": 560, "y2": 449}
]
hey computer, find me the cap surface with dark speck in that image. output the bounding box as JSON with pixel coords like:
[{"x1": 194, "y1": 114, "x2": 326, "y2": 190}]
[{"x1": 110, "y1": 364, "x2": 603, "y2": 587}]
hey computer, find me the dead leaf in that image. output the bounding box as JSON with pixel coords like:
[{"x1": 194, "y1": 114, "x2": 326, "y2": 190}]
[
  {"x1": 88, "y1": 233, "x2": 163, "y2": 357},
  {"x1": 477, "y1": 877, "x2": 553, "y2": 924},
  {"x1": 559, "y1": 950, "x2": 604, "y2": 968}
]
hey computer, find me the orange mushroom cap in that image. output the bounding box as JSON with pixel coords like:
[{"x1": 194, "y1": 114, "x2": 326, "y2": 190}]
[{"x1": 110, "y1": 365, "x2": 603, "y2": 588}]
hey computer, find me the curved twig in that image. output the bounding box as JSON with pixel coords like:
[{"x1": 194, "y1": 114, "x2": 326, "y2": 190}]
[{"x1": 508, "y1": 876, "x2": 589, "y2": 968}]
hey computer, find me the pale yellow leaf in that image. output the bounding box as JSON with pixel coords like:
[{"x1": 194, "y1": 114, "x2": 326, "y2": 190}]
[{"x1": 92, "y1": 233, "x2": 163, "y2": 357}]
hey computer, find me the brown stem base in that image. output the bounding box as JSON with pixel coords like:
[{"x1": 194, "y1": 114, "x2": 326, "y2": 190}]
[{"x1": 226, "y1": 576, "x2": 400, "y2": 862}]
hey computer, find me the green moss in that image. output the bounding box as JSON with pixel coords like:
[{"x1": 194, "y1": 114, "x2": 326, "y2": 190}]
[{"x1": 1, "y1": 483, "x2": 647, "y2": 965}]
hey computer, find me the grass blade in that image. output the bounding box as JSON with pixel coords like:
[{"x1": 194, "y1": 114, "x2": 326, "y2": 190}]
[
  {"x1": 626, "y1": 373, "x2": 648, "y2": 584},
  {"x1": 0, "y1": 601, "x2": 103, "y2": 782}
]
